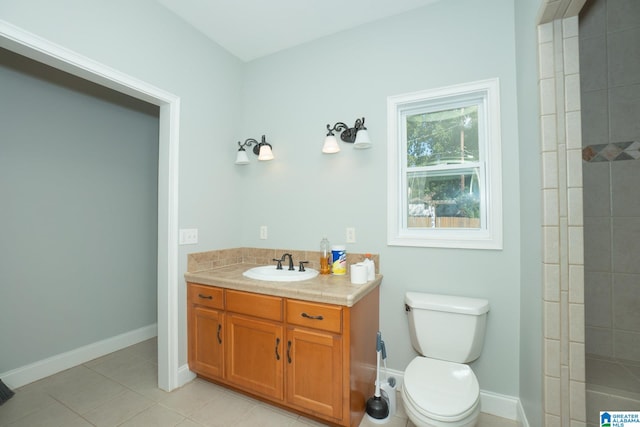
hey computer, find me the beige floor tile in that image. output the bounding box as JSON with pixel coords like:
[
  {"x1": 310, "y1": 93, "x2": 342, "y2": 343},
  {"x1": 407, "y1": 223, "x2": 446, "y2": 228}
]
[
  {"x1": 5, "y1": 401, "x2": 90, "y2": 427},
  {"x1": 35, "y1": 365, "x2": 96, "y2": 393},
  {"x1": 83, "y1": 389, "x2": 153, "y2": 427},
  {"x1": 255, "y1": 400, "x2": 300, "y2": 420},
  {"x1": 51, "y1": 374, "x2": 127, "y2": 414},
  {"x1": 159, "y1": 378, "x2": 225, "y2": 416},
  {"x1": 176, "y1": 419, "x2": 207, "y2": 427},
  {"x1": 125, "y1": 338, "x2": 158, "y2": 361},
  {"x1": 234, "y1": 404, "x2": 298, "y2": 427},
  {"x1": 28, "y1": 365, "x2": 126, "y2": 415},
  {"x1": 121, "y1": 361, "x2": 167, "y2": 401},
  {"x1": 292, "y1": 416, "x2": 334, "y2": 426},
  {"x1": 395, "y1": 393, "x2": 408, "y2": 419},
  {"x1": 3, "y1": 340, "x2": 524, "y2": 427},
  {"x1": 85, "y1": 346, "x2": 148, "y2": 374},
  {"x1": 118, "y1": 403, "x2": 185, "y2": 427},
  {"x1": 85, "y1": 338, "x2": 156, "y2": 369},
  {"x1": 0, "y1": 386, "x2": 57, "y2": 426},
  {"x1": 61, "y1": 416, "x2": 96, "y2": 427},
  {"x1": 99, "y1": 359, "x2": 167, "y2": 401},
  {"x1": 189, "y1": 391, "x2": 256, "y2": 427}
]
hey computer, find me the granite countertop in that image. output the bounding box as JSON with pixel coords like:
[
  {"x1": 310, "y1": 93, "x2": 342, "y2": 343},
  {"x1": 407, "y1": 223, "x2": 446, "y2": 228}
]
[{"x1": 184, "y1": 263, "x2": 382, "y2": 307}]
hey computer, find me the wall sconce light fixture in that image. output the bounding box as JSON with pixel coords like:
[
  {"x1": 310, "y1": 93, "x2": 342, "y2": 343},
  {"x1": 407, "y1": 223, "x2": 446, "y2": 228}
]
[
  {"x1": 235, "y1": 135, "x2": 274, "y2": 165},
  {"x1": 322, "y1": 117, "x2": 371, "y2": 154}
]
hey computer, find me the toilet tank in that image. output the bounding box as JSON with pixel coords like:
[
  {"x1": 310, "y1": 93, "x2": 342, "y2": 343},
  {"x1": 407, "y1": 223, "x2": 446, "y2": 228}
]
[{"x1": 405, "y1": 292, "x2": 490, "y2": 363}]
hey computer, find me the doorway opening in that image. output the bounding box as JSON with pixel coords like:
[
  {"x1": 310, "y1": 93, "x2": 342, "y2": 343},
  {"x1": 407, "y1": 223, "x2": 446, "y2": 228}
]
[{"x1": 0, "y1": 21, "x2": 181, "y2": 391}]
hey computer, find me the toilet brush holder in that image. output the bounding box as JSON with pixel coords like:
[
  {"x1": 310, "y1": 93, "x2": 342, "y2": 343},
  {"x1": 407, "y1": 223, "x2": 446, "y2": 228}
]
[{"x1": 380, "y1": 377, "x2": 397, "y2": 418}]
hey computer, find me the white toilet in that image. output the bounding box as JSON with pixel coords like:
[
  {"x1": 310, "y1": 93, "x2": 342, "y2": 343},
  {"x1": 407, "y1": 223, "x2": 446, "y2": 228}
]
[{"x1": 401, "y1": 292, "x2": 490, "y2": 427}]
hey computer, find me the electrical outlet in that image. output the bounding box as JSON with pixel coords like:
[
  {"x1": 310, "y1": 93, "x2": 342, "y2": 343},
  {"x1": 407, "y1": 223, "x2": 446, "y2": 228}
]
[
  {"x1": 179, "y1": 228, "x2": 198, "y2": 245},
  {"x1": 260, "y1": 225, "x2": 268, "y2": 240},
  {"x1": 346, "y1": 227, "x2": 356, "y2": 243}
]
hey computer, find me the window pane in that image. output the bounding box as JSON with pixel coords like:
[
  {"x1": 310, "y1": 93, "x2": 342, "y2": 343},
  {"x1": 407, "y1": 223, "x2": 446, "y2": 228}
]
[
  {"x1": 388, "y1": 79, "x2": 502, "y2": 249},
  {"x1": 407, "y1": 169, "x2": 480, "y2": 229},
  {"x1": 406, "y1": 106, "x2": 479, "y2": 167}
]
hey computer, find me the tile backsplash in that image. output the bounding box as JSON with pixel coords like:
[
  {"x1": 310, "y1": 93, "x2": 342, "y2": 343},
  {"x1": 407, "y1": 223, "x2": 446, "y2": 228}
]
[{"x1": 187, "y1": 247, "x2": 379, "y2": 274}]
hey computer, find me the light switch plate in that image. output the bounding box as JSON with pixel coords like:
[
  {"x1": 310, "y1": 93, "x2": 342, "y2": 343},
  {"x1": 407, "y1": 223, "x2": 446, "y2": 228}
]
[{"x1": 260, "y1": 225, "x2": 268, "y2": 240}]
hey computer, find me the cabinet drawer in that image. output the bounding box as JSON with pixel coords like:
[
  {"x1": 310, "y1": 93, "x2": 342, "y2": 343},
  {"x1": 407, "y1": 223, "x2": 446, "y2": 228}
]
[
  {"x1": 226, "y1": 290, "x2": 282, "y2": 322},
  {"x1": 188, "y1": 283, "x2": 224, "y2": 310},
  {"x1": 286, "y1": 300, "x2": 342, "y2": 334}
]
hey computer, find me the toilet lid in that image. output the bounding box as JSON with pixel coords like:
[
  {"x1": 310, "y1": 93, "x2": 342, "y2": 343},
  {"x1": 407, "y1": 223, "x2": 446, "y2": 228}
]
[{"x1": 404, "y1": 357, "x2": 479, "y2": 420}]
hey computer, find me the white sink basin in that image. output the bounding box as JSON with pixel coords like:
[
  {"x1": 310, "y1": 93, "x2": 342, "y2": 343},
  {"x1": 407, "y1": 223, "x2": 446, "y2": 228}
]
[{"x1": 243, "y1": 265, "x2": 319, "y2": 282}]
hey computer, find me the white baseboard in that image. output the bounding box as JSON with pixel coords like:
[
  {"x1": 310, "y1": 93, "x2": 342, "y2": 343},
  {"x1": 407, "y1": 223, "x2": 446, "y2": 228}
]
[
  {"x1": 479, "y1": 390, "x2": 521, "y2": 421},
  {"x1": 1, "y1": 324, "x2": 157, "y2": 389},
  {"x1": 382, "y1": 367, "x2": 529, "y2": 425},
  {"x1": 516, "y1": 399, "x2": 531, "y2": 427},
  {"x1": 177, "y1": 364, "x2": 197, "y2": 388}
]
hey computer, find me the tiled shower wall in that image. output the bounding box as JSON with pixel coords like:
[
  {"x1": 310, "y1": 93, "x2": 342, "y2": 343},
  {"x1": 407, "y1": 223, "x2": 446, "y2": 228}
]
[
  {"x1": 580, "y1": 0, "x2": 640, "y2": 363},
  {"x1": 539, "y1": 16, "x2": 587, "y2": 427}
]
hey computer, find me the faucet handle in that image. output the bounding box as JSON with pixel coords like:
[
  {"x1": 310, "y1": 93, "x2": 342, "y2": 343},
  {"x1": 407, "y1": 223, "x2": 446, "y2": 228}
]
[
  {"x1": 272, "y1": 258, "x2": 283, "y2": 270},
  {"x1": 298, "y1": 261, "x2": 309, "y2": 272}
]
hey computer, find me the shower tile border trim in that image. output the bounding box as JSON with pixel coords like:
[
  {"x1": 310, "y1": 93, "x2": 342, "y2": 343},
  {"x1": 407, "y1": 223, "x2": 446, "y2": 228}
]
[{"x1": 582, "y1": 141, "x2": 640, "y2": 162}]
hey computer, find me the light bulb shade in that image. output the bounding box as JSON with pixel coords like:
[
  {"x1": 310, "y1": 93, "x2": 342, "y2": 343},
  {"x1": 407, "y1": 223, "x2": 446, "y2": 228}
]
[
  {"x1": 322, "y1": 135, "x2": 340, "y2": 154},
  {"x1": 258, "y1": 144, "x2": 274, "y2": 161},
  {"x1": 235, "y1": 149, "x2": 250, "y2": 165},
  {"x1": 353, "y1": 129, "x2": 372, "y2": 149}
]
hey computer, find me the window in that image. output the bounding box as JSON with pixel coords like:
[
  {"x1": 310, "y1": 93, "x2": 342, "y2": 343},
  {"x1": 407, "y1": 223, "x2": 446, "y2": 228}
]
[{"x1": 387, "y1": 79, "x2": 502, "y2": 249}]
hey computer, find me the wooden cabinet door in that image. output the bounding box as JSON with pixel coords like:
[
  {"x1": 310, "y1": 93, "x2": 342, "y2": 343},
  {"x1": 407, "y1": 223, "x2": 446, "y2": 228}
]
[
  {"x1": 286, "y1": 327, "x2": 343, "y2": 420},
  {"x1": 226, "y1": 313, "x2": 284, "y2": 400},
  {"x1": 189, "y1": 306, "x2": 224, "y2": 379}
]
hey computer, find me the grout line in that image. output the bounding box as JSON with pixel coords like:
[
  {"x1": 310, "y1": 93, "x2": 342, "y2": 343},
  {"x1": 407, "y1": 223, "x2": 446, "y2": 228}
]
[{"x1": 618, "y1": 359, "x2": 640, "y2": 384}]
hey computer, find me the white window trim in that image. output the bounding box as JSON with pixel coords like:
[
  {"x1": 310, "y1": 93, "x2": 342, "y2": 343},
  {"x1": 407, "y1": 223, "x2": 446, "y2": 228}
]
[{"x1": 387, "y1": 78, "x2": 503, "y2": 250}]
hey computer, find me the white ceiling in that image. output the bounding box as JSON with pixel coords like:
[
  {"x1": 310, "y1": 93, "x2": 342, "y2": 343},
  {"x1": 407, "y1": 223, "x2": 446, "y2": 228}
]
[{"x1": 155, "y1": 0, "x2": 441, "y2": 62}]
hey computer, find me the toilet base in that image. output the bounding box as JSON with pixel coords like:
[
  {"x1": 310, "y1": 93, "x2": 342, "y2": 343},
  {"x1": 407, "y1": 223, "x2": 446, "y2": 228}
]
[{"x1": 401, "y1": 385, "x2": 480, "y2": 427}]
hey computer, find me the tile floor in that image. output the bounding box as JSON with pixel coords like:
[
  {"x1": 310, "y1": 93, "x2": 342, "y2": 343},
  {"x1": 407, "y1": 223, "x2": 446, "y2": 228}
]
[
  {"x1": 585, "y1": 354, "x2": 640, "y2": 427},
  {"x1": 0, "y1": 339, "x2": 519, "y2": 427}
]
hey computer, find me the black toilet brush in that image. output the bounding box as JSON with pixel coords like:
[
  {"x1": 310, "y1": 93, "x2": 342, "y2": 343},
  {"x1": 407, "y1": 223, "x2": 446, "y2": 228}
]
[
  {"x1": 366, "y1": 332, "x2": 389, "y2": 420},
  {"x1": 0, "y1": 379, "x2": 15, "y2": 405}
]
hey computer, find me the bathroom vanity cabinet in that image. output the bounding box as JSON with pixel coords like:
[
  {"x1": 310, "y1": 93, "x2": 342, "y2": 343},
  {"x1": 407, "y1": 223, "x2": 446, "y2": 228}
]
[
  {"x1": 225, "y1": 289, "x2": 284, "y2": 400},
  {"x1": 187, "y1": 279, "x2": 380, "y2": 427},
  {"x1": 187, "y1": 284, "x2": 224, "y2": 379}
]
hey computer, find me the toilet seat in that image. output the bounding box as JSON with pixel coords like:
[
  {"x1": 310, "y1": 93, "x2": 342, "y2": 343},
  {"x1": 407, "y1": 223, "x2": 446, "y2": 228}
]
[{"x1": 403, "y1": 357, "x2": 480, "y2": 422}]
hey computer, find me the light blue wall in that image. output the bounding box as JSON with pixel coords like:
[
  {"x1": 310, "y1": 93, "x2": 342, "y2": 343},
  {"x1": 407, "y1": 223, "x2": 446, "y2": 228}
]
[
  {"x1": 0, "y1": 0, "x2": 544, "y2": 409},
  {"x1": 239, "y1": 0, "x2": 523, "y2": 396},
  {"x1": 0, "y1": 49, "x2": 159, "y2": 372},
  {"x1": 515, "y1": 0, "x2": 544, "y2": 425},
  {"x1": 0, "y1": 0, "x2": 244, "y2": 368}
]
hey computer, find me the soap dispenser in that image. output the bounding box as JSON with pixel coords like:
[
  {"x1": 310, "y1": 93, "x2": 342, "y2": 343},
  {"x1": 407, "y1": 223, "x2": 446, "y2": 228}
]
[{"x1": 320, "y1": 237, "x2": 331, "y2": 275}]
